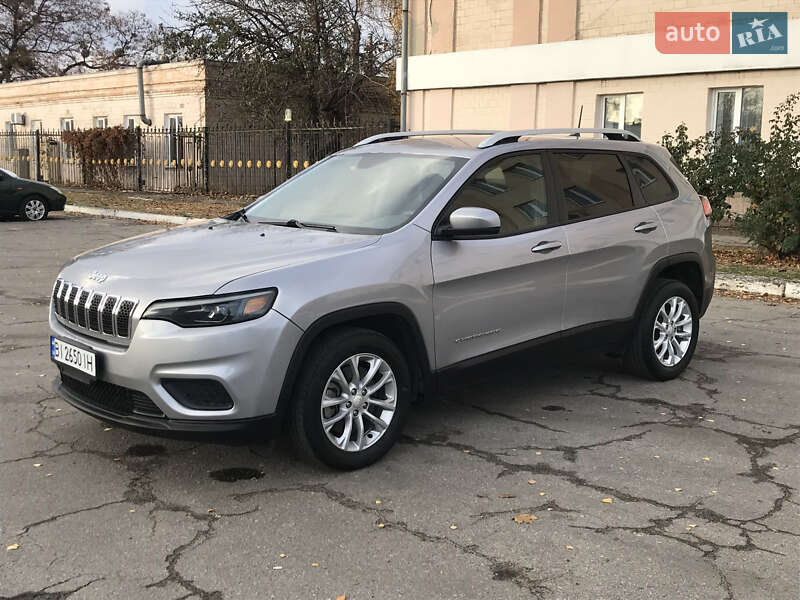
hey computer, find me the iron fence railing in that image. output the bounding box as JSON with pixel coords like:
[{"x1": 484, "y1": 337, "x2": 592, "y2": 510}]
[{"x1": 0, "y1": 122, "x2": 393, "y2": 196}]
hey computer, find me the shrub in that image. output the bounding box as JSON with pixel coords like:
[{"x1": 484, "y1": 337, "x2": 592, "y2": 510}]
[
  {"x1": 736, "y1": 93, "x2": 800, "y2": 257},
  {"x1": 660, "y1": 124, "x2": 762, "y2": 223},
  {"x1": 61, "y1": 126, "x2": 136, "y2": 187}
]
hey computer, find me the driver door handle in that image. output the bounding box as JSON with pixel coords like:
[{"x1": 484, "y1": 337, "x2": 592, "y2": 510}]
[
  {"x1": 531, "y1": 241, "x2": 562, "y2": 254},
  {"x1": 633, "y1": 221, "x2": 658, "y2": 234}
]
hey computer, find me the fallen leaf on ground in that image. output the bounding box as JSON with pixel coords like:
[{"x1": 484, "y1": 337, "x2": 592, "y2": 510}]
[
  {"x1": 527, "y1": 479, "x2": 536, "y2": 485},
  {"x1": 512, "y1": 513, "x2": 537, "y2": 524},
  {"x1": 337, "y1": 595, "x2": 347, "y2": 600},
  {"x1": 703, "y1": 457, "x2": 711, "y2": 461},
  {"x1": 535, "y1": 451, "x2": 542, "y2": 455},
  {"x1": 279, "y1": 553, "x2": 287, "y2": 558},
  {"x1": 375, "y1": 500, "x2": 382, "y2": 504},
  {"x1": 674, "y1": 488, "x2": 683, "y2": 492},
  {"x1": 104, "y1": 427, "x2": 112, "y2": 431},
  {"x1": 33, "y1": 463, "x2": 41, "y2": 468},
  {"x1": 566, "y1": 545, "x2": 574, "y2": 550},
  {"x1": 539, "y1": 492, "x2": 545, "y2": 496},
  {"x1": 272, "y1": 566, "x2": 283, "y2": 570},
  {"x1": 499, "y1": 494, "x2": 516, "y2": 499},
  {"x1": 311, "y1": 562, "x2": 319, "y2": 567},
  {"x1": 377, "y1": 523, "x2": 385, "y2": 528},
  {"x1": 6, "y1": 544, "x2": 19, "y2": 551},
  {"x1": 449, "y1": 524, "x2": 458, "y2": 530},
  {"x1": 601, "y1": 498, "x2": 613, "y2": 504}
]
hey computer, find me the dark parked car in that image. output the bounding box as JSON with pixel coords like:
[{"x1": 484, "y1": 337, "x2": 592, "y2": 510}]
[{"x1": 0, "y1": 167, "x2": 67, "y2": 221}]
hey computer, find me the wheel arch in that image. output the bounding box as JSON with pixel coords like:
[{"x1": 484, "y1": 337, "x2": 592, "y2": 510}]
[
  {"x1": 19, "y1": 193, "x2": 50, "y2": 214},
  {"x1": 635, "y1": 253, "x2": 704, "y2": 321},
  {"x1": 275, "y1": 302, "x2": 432, "y2": 423}
]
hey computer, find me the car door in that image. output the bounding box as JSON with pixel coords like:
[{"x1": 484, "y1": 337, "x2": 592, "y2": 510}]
[
  {"x1": 0, "y1": 169, "x2": 17, "y2": 214},
  {"x1": 431, "y1": 152, "x2": 568, "y2": 368},
  {"x1": 550, "y1": 150, "x2": 670, "y2": 331}
]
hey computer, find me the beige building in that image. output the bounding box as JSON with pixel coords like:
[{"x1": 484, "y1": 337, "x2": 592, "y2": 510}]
[
  {"x1": 402, "y1": 1, "x2": 800, "y2": 142},
  {"x1": 0, "y1": 60, "x2": 229, "y2": 134}
]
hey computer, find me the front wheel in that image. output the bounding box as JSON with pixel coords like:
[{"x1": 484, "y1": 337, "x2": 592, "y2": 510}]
[
  {"x1": 22, "y1": 197, "x2": 48, "y2": 221},
  {"x1": 289, "y1": 327, "x2": 412, "y2": 469},
  {"x1": 625, "y1": 279, "x2": 700, "y2": 380}
]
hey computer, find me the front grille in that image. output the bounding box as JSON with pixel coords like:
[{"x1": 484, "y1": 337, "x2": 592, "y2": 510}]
[
  {"x1": 52, "y1": 279, "x2": 138, "y2": 341},
  {"x1": 88, "y1": 293, "x2": 103, "y2": 331},
  {"x1": 61, "y1": 373, "x2": 165, "y2": 418}
]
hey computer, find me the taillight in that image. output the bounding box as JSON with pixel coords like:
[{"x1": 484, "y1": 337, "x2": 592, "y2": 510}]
[{"x1": 699, "y1": 195, "x2": 712, "y2": 218}]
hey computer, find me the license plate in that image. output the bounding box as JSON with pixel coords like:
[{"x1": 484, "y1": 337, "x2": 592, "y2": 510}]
[{"x1": 51, "y1": 337, "x2": 96, "y2": 377}]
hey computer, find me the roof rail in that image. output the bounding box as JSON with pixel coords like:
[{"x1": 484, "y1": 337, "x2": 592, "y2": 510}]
[
  {"x1": 477, "y1": 128, "x2": 640, "y2": 148},
  {"x1": 354, "y1": 130, "x2": 496, "y2": 147}
]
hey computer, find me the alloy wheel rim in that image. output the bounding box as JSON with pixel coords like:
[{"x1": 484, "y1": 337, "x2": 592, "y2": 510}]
[
  {"x1": 652, "y1": 296, "x2": 693, "y2": 367},
  {"x1": 25, "y1": 199, "x2": 46, "y2": 221},
  {"x1": 320, "y1": 353, "x2": 397, "y2": 452}
]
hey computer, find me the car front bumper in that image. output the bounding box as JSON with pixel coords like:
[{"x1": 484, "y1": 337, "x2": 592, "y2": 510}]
[{"x1": 49, "y1": 308, "x2": 303, "y2": 429}]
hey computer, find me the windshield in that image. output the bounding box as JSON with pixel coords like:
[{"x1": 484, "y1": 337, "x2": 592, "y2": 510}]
[
  {"x1": 245, "y1": 152, "x2": 467, "y2": 233},
  {"x1": 0, "y1": 167, "x2": 17, "y2": 178}
]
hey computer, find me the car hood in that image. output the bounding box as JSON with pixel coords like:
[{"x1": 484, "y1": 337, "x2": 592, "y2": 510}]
[{"x1": 58, "y1": 220, "x2": 380, "y2": 301}]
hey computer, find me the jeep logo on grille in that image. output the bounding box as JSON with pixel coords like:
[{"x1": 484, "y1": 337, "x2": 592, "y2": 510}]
[{"x1": 87, "y1": 271, "x2": 109, "y2": 283}]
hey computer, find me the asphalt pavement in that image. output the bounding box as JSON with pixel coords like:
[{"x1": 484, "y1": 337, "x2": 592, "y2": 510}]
[{"x1": 1, "y1": 214, "x2": 798, "y2": 600}]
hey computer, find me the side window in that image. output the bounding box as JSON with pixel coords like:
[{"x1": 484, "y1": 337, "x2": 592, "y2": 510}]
[
  {"x1": 624, "y1": 155, "x2": 677, "y2": 205},
  {"x1": 447, "y1": 153, "x2": 549, "y2": 236},
  {"x1": 551, "y1": 152, "x2": 634, "y2": 222}
]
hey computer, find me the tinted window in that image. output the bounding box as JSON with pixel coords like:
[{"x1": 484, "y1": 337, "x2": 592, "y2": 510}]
[
  {"x1": 552, "y1": 152, "x2": 634, "y2": 221},
  {"x1": 447, "y1": 153, "x2": 549, "y2": 235},
  {"x1": 625, "y1": 155, "x2": 677, "y2": 204}
]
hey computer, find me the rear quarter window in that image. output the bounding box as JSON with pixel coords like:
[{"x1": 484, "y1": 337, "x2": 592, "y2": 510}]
[{"x1": 624, "y1": 154, "x2": 678, "y2": 205}]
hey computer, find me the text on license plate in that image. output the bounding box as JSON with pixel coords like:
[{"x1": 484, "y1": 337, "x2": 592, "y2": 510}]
[{"x1": 50, "y1": 337, "x2": 96, "y2": 377}]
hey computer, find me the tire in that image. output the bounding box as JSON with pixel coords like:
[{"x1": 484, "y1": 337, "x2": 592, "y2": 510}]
[
  {"x1": 289, "y1": 326, "x2": 412, "y2": 469},
  {"x1": 625, "y1": 279, "x2": 700, "y2": 381},
  {"x1": 21, "y1": 196, "x2": 48, "y2": 222}
]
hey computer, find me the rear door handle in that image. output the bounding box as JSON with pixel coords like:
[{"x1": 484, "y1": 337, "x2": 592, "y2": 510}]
[
  {"x1": 633, "y1": 221, "x2": 658, "y2": 234},
  {"x1": 531, "y1": 241, "x2": 562, "y2": 254}
]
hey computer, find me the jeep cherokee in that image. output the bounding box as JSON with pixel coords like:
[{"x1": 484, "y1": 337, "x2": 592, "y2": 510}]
[{"x1": 49, "y1": 128, "x2": 715, "y2": 469}]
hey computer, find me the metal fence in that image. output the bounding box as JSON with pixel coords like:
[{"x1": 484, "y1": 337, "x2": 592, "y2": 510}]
[{"x1": 0, "y1": 122, "x2": 392, "y2": 196}]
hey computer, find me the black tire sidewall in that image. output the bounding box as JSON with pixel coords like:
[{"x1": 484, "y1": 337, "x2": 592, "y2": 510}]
[
  {"x1": 638, "y1": 280, "x2": 700, "y2": 380},
  {"x1": 295, "y1": 328, "x2": 412, "y2": 469}
]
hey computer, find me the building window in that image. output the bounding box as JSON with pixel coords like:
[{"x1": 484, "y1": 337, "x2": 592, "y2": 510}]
[
  {"x1": 30, "y1": 120, "x2": 43, "y2": 132},
  {"x1": 600, "y1": 93, "x2": 643, "y2": 139},
  {"x1": 165, "y1": 114, "x2": 183, "y2": 166},
  {"x1": 60, "y1": 118, "x2": 74, "y2": 131},
  {"x1": 710, "y1": 87, "x2": 763, "y2": 135},
  {"x1": 93, "y1": 116, "x2": 108, "y2": 129},
  {"x1": 123, "y1": 116, "x2": 137, "y2": 130},
  {"x1": 4, "y1": 121, "x2": 16, "y2": 156}
]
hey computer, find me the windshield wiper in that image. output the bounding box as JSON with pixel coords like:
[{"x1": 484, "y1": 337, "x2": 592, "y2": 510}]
[
  {"x1": 224, "y1": 208, "x2": 249, "y2": 223},
  {"x1": 258, "y1": 218, "x2": 337, "y2": 232}
]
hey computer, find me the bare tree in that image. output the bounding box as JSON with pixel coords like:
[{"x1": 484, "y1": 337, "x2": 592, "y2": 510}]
[
  {"x1": 0, "y1": 0, "x2": 158, "y2": 83},
  {"x1": 164, "y1": 0, "x2": 399, "y2": 124}
]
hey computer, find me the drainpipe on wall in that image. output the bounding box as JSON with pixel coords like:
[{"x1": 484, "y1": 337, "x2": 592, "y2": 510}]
[
  {"x1": 399, "y1": 0, "x2": 409, "y2": 131},
  {"x1": 137, "y1": 61, "x2": 153, "y2": 126}
]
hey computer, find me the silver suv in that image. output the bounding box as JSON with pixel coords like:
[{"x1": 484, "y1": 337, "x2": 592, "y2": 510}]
[{"x1": 49, "y1": 128, "x2": 715, "y2": 469}]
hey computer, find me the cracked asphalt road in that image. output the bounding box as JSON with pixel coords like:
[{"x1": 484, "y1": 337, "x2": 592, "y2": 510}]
[{"x1": 1, "y1": 214, "x2": 799, "y2": 600}]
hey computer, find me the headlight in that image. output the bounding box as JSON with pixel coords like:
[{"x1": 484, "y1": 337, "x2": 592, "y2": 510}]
[{"x1": 142, "y1": 289, "x2": 277, "y2": 327}]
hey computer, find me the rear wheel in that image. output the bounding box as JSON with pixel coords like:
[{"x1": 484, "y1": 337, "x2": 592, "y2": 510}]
[
  {"x1": 625, "y1": 279, "x2": 699, "y2": 380},
  {"x1": 21, "y1": 196, "x2": 48, "y2": 221},
  {"x1": 289, "y1": 327, "x2": 411, "y2": 469}
]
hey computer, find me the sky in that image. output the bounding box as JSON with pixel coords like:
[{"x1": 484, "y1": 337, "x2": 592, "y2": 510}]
[{"x1": 106, "y1": 0, "x2": 185, "y2": 25}]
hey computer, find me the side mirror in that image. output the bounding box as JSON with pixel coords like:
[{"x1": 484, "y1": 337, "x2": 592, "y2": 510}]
[{"x1": 437, "y1": 207, "x2": 501, "y2": 238}]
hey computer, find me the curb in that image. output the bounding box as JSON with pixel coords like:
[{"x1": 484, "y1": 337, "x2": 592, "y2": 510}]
[
  {"x1": 65, "y1": 204, "x2": 207, "y2": 226},
  {"x1": 716, "y1": 273, "x2": 799, "y2": 300},
  {"x1": 62, "y1": 205, "x2": 799, "y2": 300}
]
